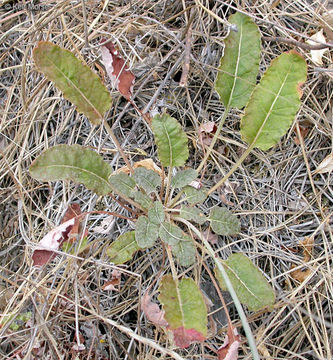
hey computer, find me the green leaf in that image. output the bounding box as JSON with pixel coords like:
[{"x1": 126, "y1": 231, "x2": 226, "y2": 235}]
[
  {"x1": 159, "y1": 222, "x2": 183, "y2": 246},
  {"x1": 29, "y1": 144, "x2": 112, "y2": 196},
  {"x1": 152, "y1": 114, "x2": 189, "y2": 167},
  {"x1": 148, "y1": 201, "x2": 165, "y2": 225},
  {"x1": 215, "y1": 253, "x2": 275, "y2": 311},
  {"x1": 135, "y1": 216, "x2": 159, "y2": 248},
  {"x1": 183, "y1": 186, "x2": 207, "y2": 204},
  {"x1": 109, "y1": 173, "x2": 136, "y2": 198},
  {"x1": 33, "y1": 41, "x2": 111, "y2": 125},
  {"x1": 171, "y1": 169, "x2": 198, "y2": 189},
  {"x1": 215, "y1": 13, "x2": 261, "y2": 109},
  {"x1": 209, "y1": 207, "x2": 240, "y2": 235},
  {"x1": 180, "y1": 206, "x2": 206, "y2": 225},
  {"x1": 241, "y1": 51, "x2": 307, "y2": 150},
  {"x1": 107, "y1": 231, "x2": 140, "y2": 264},
  {"x1": 158, "y1": 275, "x2": 207, "y2": 348},
  {"x1": 134, "y1": 191, "x2": 154, "y2": 209},
  {"x1": 133, "y1": 167, "x2": 161, "y2": 194},
  {"x1": 172, "y1": 236, "x2": 196, "y2": 267}
]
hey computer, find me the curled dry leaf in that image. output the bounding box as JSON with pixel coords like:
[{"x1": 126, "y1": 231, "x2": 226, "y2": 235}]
[
  {"x1": 198, "y1": 121, "x2": 217, "y2": 146},
  {"x1": 101, "y1": 39, "x2": 135, "y2": 100},
  {"x1": 290, "y1": 237, "x2": 314, "y2": 282},
  {"x1": 115, "y1": 158, "x2": 162, "y2": 176},
  {"x1": 306, "y1": 29, "x2": 329, "y2": 65},
  {"x1": 313, "y1": 153, "x2": 333, "y2": 174},
  {"x1": 141, "y1": 292, "x2": 168, "y2": 327},
  {"x1": 102, "y1": 270, "x2": 121, "y2": 291},
  {"x1": 217, "y1": 326, "x2": 241, "y2": 360},
  {"x1": 32, "y1": 204, "x2": 83, "y2": 267}
]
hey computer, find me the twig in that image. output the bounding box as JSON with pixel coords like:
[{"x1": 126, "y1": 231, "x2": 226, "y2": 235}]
[{"x1": 262, "y1": 36, "x2": 333, "y2": 50}]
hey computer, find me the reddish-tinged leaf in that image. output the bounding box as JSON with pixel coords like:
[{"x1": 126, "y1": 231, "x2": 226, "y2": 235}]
[
  {"x1": 141, "y1": 293, "x2": 168, "y2": 327},
  {"x1": 62, "y1": 203, "x2": 81, "y2": 243},
  {"x1": 32, "y1": 204, "x2": 84, "y2": 267},
  {"x1": 217, "y1": 326, "x2": 241, "y2": 360},
  {"x1": 158, "y1": 275, "x2": 207, "y2": 348},
  {"x1": 173, "y1": 327, "x2": 206, "y2": 348},
  {"x1": 32, "y1": 218, "x2": 75, "y2": 267},
  {"x1": 101, "y1": 39, "x2": 135, "y2": 100}
]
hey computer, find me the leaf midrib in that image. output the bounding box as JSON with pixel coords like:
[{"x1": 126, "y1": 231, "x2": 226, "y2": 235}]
[
  {"x1": 44, "y1": 49, "x2": 102, "y2": 119},
  {"x1": 37, "y1": 164, "x2": 111, "y2": 190}
]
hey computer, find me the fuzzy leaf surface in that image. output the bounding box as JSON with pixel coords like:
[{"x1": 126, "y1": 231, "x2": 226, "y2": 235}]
[
  {"x1": 183, "y1": 186, "x2": 207, "y2": 204},
  {"x1": 148, "y1": 201, "x2": 165, "y2": 225},
  {"x1": 30, "y1": 144, "x2": 112, "y2": 196},
  {"x1": 133, "y1": 167, "x2": 161, "y2": 194},
  {"x1": 215, "y1": 13, "x2": 261, "y2": 108},
  {"x1": 135, "y1": 216, "x2": 159, "y2": 248},
  {"x1": 172, "y1": 236, "x2": 196, "y2": 267},
  {"x1": 33, "y1": 41, "x2": 111, "y2": 125},
  {"x1": 109, "y1": 173, "x2": 136, "y2": 197},
  {"x1": 158, "y1": 275, "x2": 207, "y2": 348},
  {"x1": 215, "y1": 253, "x2": 275, "y2": 311},
  {"x1": 209, "y1": 207, "x2": 240, "y2": 235},
  {"x1": 152, "y1": 114, "x2": 189, "y2": 167},
  {"x1": 241, "y1": 51, "x2": 307, "y2": 150},
  {"x1": 107, "y1": 231, "x2": 140, "y2": 264},
  {"x1": 134, "y1": 191, "x2": 153, "y2": 209},
  {"x1": 159, "y1": 222, "x2": 183, "y2": 246},
  {"x1": 171, "y1": 169, "x2": 198, "y2": 189},
  {"x1": 180, "y1": 206, "x2": 206, "y2": 225}
]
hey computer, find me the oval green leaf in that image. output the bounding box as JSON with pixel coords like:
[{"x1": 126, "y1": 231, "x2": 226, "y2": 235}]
[
  {"x1": 159, "y1": 222, "x2": 183, "y2": 246},
  {"x1": 33, "y1": 42, "x2": 111, "y2": 125},
  {"x1": 109, "y1": 173, "x2": 136, "y2": 198},
  {"x1": 180, "y1": 206, "x2": 206, "y2": 225},
  {"x1": 152, "y1": 114, "x2": 189, "y2": 167},
  {"x1": 171, "y1": 169, "x2": 198, "y2": 189},
  {"x1": 158, "y1": 275, "x2": 207, "y2": 348},
  {"x1": 29, "y1": 144, "x2": 112, "y2": 196},
  {"x1": 148, "y1": 201, "x2": 165, "y2": 225},
  {"x1": 133, "y1": 167, "x2": 161, "y2": 194},
  {"x1": 135, "y1": 216, "x2": 159, "y2": 248},
  {"x1": 171, "y1": 236, "x2": 196, "y2": 267},
  {"x1": 209, "y1": 207, "x2": 240, "y2": 235},
  {"x1": 183, "y1": 186, "x2": 207, "y2": 205},
  {"x1": 241, "y1": 51, "x2": 307, "y2": 150},
  {"x1": 134, "y1": 191, "x2": 154, "y2": 209},
  {"x1": 107, "y1": 231, "x2": 140, "y2": 264},
  {"x1": 215, "y1": 12, "x2": 261, "y2": 109},
  {"x1": 215, "y1": 253, "x2": 275, "y2": 311}
]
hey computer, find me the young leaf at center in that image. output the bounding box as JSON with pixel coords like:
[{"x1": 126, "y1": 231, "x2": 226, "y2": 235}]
[
  {"x1": 215, "y1": 253, "x2": 275, "y2": 311},
  {"x1": 148, "y1": 201, "x2": 165, "y2": 225},
  {"x1": 135, "y1": 216, "x2": 159, "y2": 248},
  {"x1": 29, "y1": 144, "x2": 112, "y2": 196},
  {"x1": 171, "y1": 169, "x2": 198, "y2": 189},
  {"x1": 133, "y1": 167, "x2": 161, "y2": 194},
  {"x1": 152, "y1": 114, "x2": 189, "y2": 167},
  {"x1": 158, "y1": 275, "x2": 207, "y2": 348},
  {"x1": 33, "y1": 42, "x2": 111, "y2": 125},
  {"x1": 215, "y1": 12, "x2": 261, "y2": 109},
  {"x1": 241, "y1": 51, "x2": 307, "y2": 150},
  {"x1": 109, "y1": 173, "x2": 136, "y2": 198}
]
